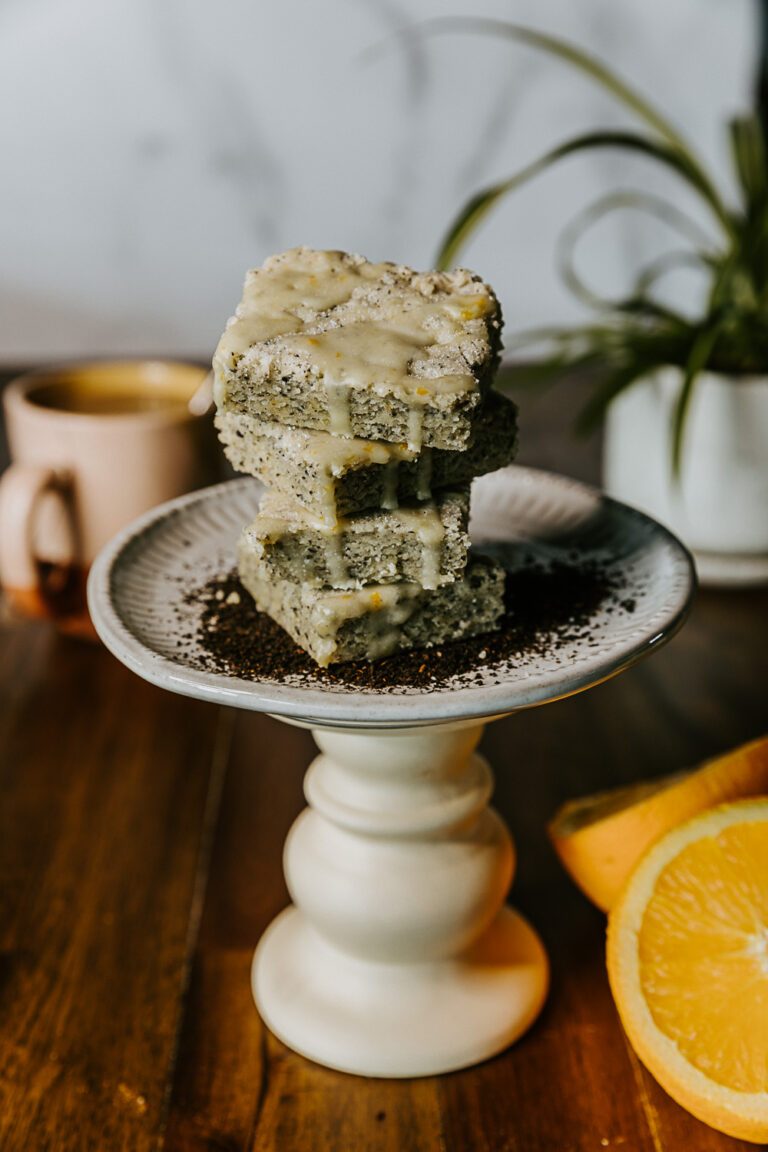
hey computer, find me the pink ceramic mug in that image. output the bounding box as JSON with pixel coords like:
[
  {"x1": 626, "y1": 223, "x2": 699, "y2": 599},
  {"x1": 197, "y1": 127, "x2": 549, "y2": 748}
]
[{"x1": 0, "y1": 359, "x2": 219, "y2": 637}]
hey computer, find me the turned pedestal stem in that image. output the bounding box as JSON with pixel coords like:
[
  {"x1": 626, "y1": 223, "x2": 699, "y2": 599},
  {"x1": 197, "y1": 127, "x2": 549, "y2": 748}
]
[{"x1": 252, "y1": 720, "x2": 549, "y2": 1077}]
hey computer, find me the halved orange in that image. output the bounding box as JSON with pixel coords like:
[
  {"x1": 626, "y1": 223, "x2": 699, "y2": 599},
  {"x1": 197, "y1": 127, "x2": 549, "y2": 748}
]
[
  {"x1": 549, "y1": 734, "x2": 768, "y2": 911},
  {"x1": 607, "y1": 799, "x2": 768, "y2": 1142}
]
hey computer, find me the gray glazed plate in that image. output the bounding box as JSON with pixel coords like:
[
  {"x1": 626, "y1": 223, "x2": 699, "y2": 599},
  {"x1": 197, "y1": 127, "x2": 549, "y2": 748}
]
[{"x1": 87, "y1": 467, "x2": 696, "y2": 728}]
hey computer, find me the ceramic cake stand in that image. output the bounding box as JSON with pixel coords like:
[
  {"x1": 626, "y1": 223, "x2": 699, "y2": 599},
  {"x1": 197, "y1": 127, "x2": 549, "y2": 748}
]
[{"x1": 87, "y1": 466, "x2": 694, "y2": 1078}]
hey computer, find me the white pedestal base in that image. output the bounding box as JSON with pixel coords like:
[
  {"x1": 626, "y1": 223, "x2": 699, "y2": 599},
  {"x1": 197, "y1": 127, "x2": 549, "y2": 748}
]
[
  {"x1": 253, "y1": 903, "x2": 548, "y2": 1078},
  {"x1": 250, "y1": 720, "x2": 549, "y2": 1078}
]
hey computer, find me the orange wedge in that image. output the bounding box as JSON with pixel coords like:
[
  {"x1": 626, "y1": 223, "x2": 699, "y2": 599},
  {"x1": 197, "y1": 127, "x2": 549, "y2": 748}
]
[
  {"x1": 549, "y1": 734, "x2": 768, "y2": 911},
  {"x1": 607, "y1": 799, "x2": 768, "y2": 1142}
]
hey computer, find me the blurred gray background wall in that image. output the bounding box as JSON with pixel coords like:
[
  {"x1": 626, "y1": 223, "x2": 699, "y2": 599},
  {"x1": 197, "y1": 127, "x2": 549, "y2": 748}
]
[{"x1": 0, "y1": 0, "x2": 755, "y2": 359}]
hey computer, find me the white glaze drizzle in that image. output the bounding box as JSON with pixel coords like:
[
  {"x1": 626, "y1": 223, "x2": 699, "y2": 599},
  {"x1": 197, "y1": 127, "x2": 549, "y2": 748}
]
[
  {"x1": 381, "y1": 460, "x2": 400, "y2": 510},
  {"x1": 253, "y1": 493, "x2": 450, "y2": 592},
  {"x1": 415, "y1": 449, "x2": 433, "y2": 502},
  {"x1": 324, "y1": 381, "x2": 352, "y2": 437},
  {"x1": 406, "y1": 404, "x2": 424, "y2": 452},
  {"x1": 390, "y1": 504, "x2": 446, "y2": 590},
  {"x1": 215, "y1": 249, "x2": 496, "y2": 423},
  {"x1": 324, "y1": 532, "x2": 349, "y2": 586},
  {"x1": 314, "y1": 585, "x2": 420, "y2": 661},
  {"x1": 317, "y1": 462, "x2": 339, "y2": 528},
  {"x1": 275, "y1": 423, "x2": 416, "y2": 474},
  {"x1": 362, "y1": 599, "x2": 418, "y2": 660}
]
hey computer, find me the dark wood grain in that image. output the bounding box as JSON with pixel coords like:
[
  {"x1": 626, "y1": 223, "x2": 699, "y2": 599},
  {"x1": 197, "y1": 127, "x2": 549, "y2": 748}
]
[
  {"x1": 0, "y1": 624, "x2": 224, "y2": 1151},
  {"x1": 1, "y1": 366, "x2": 767, "y2": 1151},
  {"x1": 161, "y1": 711, "x2": 309, "y2": 1152}
]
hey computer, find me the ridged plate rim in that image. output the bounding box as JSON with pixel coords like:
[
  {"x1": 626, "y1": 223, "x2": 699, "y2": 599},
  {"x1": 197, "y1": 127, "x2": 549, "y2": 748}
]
[{"x1": 87, "y1": 467, "x2": 696, "y2": 728}]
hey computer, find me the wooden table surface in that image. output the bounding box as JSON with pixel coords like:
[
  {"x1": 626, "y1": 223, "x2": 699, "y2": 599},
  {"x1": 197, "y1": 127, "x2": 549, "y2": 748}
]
[{"x1": 1, "y1": 367, "x2": 767, "y2": 1152}]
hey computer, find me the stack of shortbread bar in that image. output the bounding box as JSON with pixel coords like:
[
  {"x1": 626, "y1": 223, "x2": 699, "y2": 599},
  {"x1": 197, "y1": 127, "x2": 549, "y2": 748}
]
[{"x1": 212, "y1": 248, "x2": 518, "y2": 667}]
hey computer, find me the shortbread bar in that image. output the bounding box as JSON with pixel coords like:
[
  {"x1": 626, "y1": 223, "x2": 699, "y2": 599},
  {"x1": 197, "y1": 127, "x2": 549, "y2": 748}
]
[
  {"x1": 240, "y1": 489, "x2": 469, "y2": 591},
  {"x1": 216, "y1": 390, "x2": 517, "y2": 524},
  {"x1": 213, "y1": 248, "x2": 503, "y2": 451},
  {"x1": 238, "y1": 552, "x2": 506, "y2": 667}
]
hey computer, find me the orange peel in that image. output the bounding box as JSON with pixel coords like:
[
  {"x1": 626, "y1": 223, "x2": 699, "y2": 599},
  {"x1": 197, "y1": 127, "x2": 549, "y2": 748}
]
[{"x1": 549, "y1": 734, "x2": 768, "y2": 911}]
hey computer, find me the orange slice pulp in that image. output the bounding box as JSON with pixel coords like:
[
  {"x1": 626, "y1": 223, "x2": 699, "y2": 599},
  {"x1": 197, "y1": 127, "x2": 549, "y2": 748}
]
[{"x1": 607, "y1": 799, "x2": 768, "y2": 1142}]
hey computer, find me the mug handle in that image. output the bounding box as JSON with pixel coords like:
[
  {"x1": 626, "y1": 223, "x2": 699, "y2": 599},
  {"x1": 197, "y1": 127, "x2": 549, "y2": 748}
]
[{"x1": 0, "y1": 464, "x2": 76, "y2": 615}]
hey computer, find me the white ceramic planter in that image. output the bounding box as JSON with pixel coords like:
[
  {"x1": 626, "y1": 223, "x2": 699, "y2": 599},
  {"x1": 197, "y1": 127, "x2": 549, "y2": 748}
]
[{"x1": 603, "y1": 367, "x2": 768, "y2": 586}]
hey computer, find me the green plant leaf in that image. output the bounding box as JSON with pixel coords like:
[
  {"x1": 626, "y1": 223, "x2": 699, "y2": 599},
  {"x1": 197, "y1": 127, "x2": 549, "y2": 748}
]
[
  {"x1": 571, "y1": 322, "x2": 699, "y2": 433},
  {"x1": 424, "y1": 17, "x2": 729, "y2": 226},
  {"x1": 419, "y1": 14, "x2": 768, "y2": 466},
  {"x1": 426, "y1": 17, "x2": 688, "y2": 151},
  {"x1": 556, "y1": 189, "x2": 717, "y2": 308},
  {"x1": 671, "y1": 322, "x2": 723, "y2": 474},
  {"x1": 730, "y1": 114, "x2": 768, "y2": 216},
  {"x1": 631, "y1": 249, "x2": 715, "y2": 300},
  {"x1": 437, "y1": 131, "x2": 729, "y2": 270}
]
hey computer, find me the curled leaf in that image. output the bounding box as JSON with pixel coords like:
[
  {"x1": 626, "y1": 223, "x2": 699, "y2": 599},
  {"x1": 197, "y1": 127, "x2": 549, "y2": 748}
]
[
  {"x1": 426, "y1": 17, "x2": 690, "y2": 151},
  {"x1": 557, "y1": 189, "x2": 718, "y2": 309},
  {"x1": 437, "y1": 130, "x2": 727, "y2": 271}
]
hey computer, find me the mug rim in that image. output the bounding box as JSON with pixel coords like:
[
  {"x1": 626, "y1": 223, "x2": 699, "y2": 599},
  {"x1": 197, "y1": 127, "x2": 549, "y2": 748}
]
[{"x1": 3, "y1": 357, "x2": 212, "y2": 428}]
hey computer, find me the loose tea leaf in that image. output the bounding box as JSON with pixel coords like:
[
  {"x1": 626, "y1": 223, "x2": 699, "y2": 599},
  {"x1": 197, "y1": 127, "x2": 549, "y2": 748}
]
[{"x1": 185, "y1": 552, "x2": 631, "y2": 692}]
